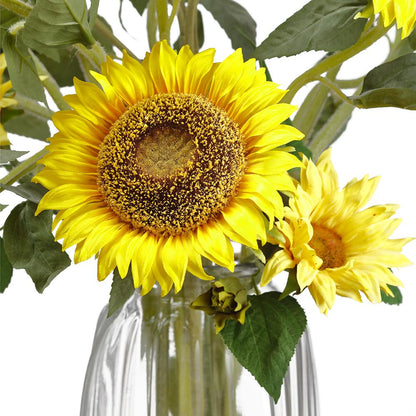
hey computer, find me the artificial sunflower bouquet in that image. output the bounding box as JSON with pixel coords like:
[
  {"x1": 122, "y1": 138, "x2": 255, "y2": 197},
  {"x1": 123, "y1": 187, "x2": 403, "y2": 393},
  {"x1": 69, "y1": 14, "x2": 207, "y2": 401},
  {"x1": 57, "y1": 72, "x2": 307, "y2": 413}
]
[{"x1": 0, "y1": 0, "x2": 415, "y2": 413}]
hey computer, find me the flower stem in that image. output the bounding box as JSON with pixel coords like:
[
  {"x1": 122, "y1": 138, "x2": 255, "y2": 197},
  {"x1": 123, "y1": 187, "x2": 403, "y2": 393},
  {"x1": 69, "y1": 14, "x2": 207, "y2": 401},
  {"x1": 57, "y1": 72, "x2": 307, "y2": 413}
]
[
  {"x1": 30, "y1": 52, "x2": 70, "y2": 111},
  {"x1": 307, "y1": 99, "x2": 355, "y2": 159},
  {"x1": 93, "y1": 18, "x2": 137, "y2": 59},
  {"x1": 147, "y1": 0, "x2": 158, "y2": 49},
  {"x1": 15, "y1": 93, "x2": 54, "y2": 120},
  {"x1": 282, "y1": 20, "x2": 391, "y2": 104},
  {"x1": 315, "y1": 76, "x2": 355, "y2": 106},
  {"x1": 0, "y1": 0, "x2": 32, "y2": 17},
  {"x1": 185, "y1": 0, "x2": 199, "y2": 52},
  {"x1": 156, "y1": 0, "x2": 169, "y2": 42},
  {"x1": 0, "y1": 148, "x2": 47, "y2": 192}
]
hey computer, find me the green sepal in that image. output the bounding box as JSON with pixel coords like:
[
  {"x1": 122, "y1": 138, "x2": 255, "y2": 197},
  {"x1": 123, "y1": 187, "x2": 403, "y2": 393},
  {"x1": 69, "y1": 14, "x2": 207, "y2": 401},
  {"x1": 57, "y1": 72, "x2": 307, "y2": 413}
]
[
  {"x1": 0, "y1": 237, "x2": 13, "y2": 293},
  {"x1": 352, "y1": 53, "x2": 416, "y2": 110},
  {"x1": 108, "y1": 268, "x2": 136, "y2": 317},
  {"x1": 279, "y1": 270, "x2": 301, "y2": 300},
  {"x1": 255, "y1": 0, "x2": 367, "y2": 59},
  {"x1": 220, "y1": 292, "x2": 307, "y2": 402},
  {"x1": 2, "y1": 201, "x2": 71, "y2": 292},
  {"x1": 200, "y1": 0, "x2": 257, "y2": 59},
  {"x1": 381, "y1": 284, "x2": 403, "y2": 305}
]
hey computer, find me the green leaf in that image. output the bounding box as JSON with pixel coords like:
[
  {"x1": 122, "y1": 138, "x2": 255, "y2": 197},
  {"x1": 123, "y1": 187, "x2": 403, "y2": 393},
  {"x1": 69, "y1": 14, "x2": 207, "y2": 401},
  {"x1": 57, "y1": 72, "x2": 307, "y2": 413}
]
[
  {"x1": 89, "y1": 0, "x2": 100, "y2": 28},
  {"x1": 34, "y1": 50, "x2": 84, "y2": 87},
  {"x1": 1, "y1": 30, "x2": 47, "y2": 103},
  {"x1": 92, "y1": 16, "x2": 116, "y2": 57},
  {"x1": 0, "y1": 149, "x2": 28, "y2": 164},
  {"x1": 381, "y1": 284, "x2": 403, "y2": 305},
  {"x1": 352, "y1": 53, "x2": 416, "y2": 110},
  {"x1": 0, "y1": 204, "x2": 7, "y2": 212},
  {"x1": 3, "y1": 110, "x2": 50, "y2": 140},
  {"x1": 220, "y1": 292, "x2": 307, "y2": 402},
  {"x1": 408, "y1": 28, "x2": 416, "y2": 50},
  {"x1": 255, "y1": 0, "x2": 367, "y2": 59},
  {"x1": 0, "y1": 183, "x2": 48, "y2": 204},
  {"x1": 3, "y1": 201, "x2": 71, "y2": 292},
  {"x1": 288, "y1": 139, "x2": 312, "y2": 160},
  {"x1": 200, "y1": 0, "x2": 257, "y2": 59},
  {"x1": 22, "y1": 0, "x2": 96, "y2": 61},
  {"x1": 108, "y1": 268, "x2": 136, "y2": 317},
  {"x1": 126, "y1": 0, "x2": 150, "y2": 15},
  {"x1": 0, "y1": 237, "x2": 13, "y2": 293}
]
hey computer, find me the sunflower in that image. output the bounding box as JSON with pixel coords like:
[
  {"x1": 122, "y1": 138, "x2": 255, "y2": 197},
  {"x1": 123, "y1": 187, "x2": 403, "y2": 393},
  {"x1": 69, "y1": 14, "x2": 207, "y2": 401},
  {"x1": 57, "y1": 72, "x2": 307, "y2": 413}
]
[
  {"x1": 261, "y1": 149, "x2": 413, "y2": 313},
  {"x1": 34, "y1": 41, "x2": 303, "y2": 295},
  {"x1": 0, "y1": 53, "x2": 17, "y2": 146},
  {"x1": 358, "y1": 0, "x2": 416, "y2": 38}
]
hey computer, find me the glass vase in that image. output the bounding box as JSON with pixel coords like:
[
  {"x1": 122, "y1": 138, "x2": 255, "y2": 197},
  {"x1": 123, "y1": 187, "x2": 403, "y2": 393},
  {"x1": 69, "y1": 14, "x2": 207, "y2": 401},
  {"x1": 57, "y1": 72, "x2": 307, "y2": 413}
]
[{"x1": 80, "y1": 266, "x2": 319, "y2": 416}]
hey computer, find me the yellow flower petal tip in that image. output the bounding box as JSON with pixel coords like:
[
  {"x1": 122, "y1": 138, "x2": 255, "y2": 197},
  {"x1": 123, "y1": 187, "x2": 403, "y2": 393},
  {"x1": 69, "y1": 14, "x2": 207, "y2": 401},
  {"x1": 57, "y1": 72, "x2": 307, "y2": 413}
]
[
  {"x1": 35, "y1": 41, "x2": 304, "y2": 295},
  {"x1": 262, "y1": 148, "x2": 413, "y2": 313}
]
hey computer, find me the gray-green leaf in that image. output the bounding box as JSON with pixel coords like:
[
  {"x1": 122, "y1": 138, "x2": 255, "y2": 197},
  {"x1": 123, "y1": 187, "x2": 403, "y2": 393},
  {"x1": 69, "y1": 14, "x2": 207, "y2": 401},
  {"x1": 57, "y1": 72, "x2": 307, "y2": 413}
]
[
  {"x1": 200, "y1": 0, "x2": 257, "y2": 59},
  {"x1": 1, "y1": 30, "x2": 47, "y2": 103},
  {"x1": 352, "y1": 53, "x2": 416, "y2": 109},
  {"x1": 108, "y1": 268, "x2": 136, "y2": 317},
  {"x1": 3, "y1": 109, "x2": 51, "y2": 140},
  {"x1": 220, "y1": 292, "x2": 307, "y2": 402},
  {"x1": 3, "y1": 201, "x2": 71, "y2": 292},
  {"x1": 255, "y1": 0, "x2": 367, "y2": 59},
  {"x1": 22, "y1": 0, "x2": 96, "y2": 61},
  {"x1": 0, "y1": 183, "x2": 48, "y2": 204},
  {"x1": 0, "y1": 237, "x2": 13, "y2": 293},
  {"x1": 126, "y1": 0, "x2": 150, "y2": 15},
  {"x1": 0, "y1": 150, "x2": 28, "y2": 164}
]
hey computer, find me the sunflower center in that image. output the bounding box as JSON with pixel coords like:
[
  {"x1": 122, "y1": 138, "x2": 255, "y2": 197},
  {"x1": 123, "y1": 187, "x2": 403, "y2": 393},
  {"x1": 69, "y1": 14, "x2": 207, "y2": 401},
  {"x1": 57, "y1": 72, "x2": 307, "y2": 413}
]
[
  {"x1": 98, "y1": 93, "x2": 246, "y2": 237},
  {"x1": 309, "y1": 224, "x2": 346, "y2": 269}
]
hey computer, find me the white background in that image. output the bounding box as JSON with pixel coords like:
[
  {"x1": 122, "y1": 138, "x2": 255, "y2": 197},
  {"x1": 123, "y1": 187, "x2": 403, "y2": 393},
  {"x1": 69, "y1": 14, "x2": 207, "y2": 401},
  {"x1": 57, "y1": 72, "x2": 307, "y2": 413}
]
[{"x1": 1, "y1": 1, "x2": 415, "y2": 415}]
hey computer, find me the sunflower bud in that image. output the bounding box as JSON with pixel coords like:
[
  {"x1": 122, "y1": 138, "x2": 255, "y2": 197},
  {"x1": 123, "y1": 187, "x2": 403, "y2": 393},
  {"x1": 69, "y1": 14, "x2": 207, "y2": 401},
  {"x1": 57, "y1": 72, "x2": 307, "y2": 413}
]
[{"x1": 190, "y1": 276, "x2": 251, "y2": 333}]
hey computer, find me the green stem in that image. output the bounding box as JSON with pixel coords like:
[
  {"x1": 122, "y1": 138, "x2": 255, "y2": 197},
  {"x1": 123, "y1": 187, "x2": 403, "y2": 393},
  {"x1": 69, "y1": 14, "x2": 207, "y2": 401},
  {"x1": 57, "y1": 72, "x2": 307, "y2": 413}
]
[
  {"x1": 0, "y1": 0, "x2": 32, "y2": 17},
  {"x1": 30, "y1": 53, "x2": 70, "y2": 111},
  {"x1": 156, "y1": 0, "x2": 169, "y2": 42},
  {"x1": 93, "y1": 18, "x2": 137, "y2": 59},
  {"x1": 335, "y1": 77, "x2": 364, "y2": 89},
  {"x1": 307, "y1": 100, "x2": 355, "y2": 159},
  {"x1": 282, "y1": 20, "x2": 391, "y2": 104},
  {"x1": 293, "y1": 66, "x2": 340, "y2": 140},
  {"x1": 147, "y1": 0, "x2": 158, "y2": 49},
  {"x1": 167, "y1": 0, "x2": 181, "y2": 34},
  {"x1": 185, "y1": 0, "x2": 199, "y2": 52},
  {"x1": 315, "y1": 76, "x2": 355, "y2": 106},
  {"x1": 0, "y1": 148, "x2": 47, "y2": 191},
  {"x1": 15, "y1": 93, "x2": 54, "y2": 119}
]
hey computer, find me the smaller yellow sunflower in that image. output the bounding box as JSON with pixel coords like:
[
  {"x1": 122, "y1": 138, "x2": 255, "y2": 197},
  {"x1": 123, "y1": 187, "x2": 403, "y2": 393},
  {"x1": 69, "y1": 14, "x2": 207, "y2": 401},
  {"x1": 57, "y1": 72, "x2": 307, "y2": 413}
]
[
  {"x1": 358, "y1": 0, "x2": 416, "y2": 38},
  {"x1": 261, "y1": 149, "x2": 413, "y2": 313},
  {"x1": 0, "y1": 53, "x2": 17, "y2": 146}
]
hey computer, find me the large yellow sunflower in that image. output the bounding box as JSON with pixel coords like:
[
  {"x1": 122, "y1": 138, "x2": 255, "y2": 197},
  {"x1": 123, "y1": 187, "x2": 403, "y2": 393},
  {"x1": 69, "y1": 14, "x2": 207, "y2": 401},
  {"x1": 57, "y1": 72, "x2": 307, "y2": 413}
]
[
  {"x1": 359, "y1": 0, "x2": 416, "y2": 38},
  {"x1": 261, "y1": 149, "x2": 413, "y2": 313},
  {"x1": 34, "y1": 41, "x2": 303, "y2": 296}
]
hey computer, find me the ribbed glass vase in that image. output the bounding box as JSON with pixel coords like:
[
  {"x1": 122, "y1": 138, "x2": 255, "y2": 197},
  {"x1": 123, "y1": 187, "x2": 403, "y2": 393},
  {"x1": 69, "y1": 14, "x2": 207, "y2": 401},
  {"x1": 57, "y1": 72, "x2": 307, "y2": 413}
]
[{"x1": 80, "y1": 266, "x2": 319, "y2": 416}]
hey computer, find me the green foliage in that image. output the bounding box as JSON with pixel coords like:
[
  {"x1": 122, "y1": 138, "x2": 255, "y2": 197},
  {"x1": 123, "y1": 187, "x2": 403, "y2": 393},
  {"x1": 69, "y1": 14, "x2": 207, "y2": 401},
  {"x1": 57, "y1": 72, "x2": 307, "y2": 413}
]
[
  {"x1": 22, "y1": 0, "x2": 97, "y2": 61},
  {"x1": 108, "y1": 268, "x2": 136, "y2": 317},
  {"x1": 1, "y1": 183, "x2": 48, "y2": 204},
  {"x1": 255, "y1": 0, "x2": 367, "y2": 59},
  {"x1": 352, "y1": 53, "x2": 416, "y2": 110},
  {"x1": 2, "y1": 109, "x2": 50, "y2": 140},
  {"x1": 3, "y1": 201, "x2": 71, "y2": 293},
  {"x1": 200, "y1": 0, "x2": 257, "y2": 59},
  {"x1": 381, "y1": 285, "x2": 403, "y2": 305},
  {"x1": 0, "y1": 237, "x2": 13, "y2": 293},
  {"x1": 1, "y1": 30, "x2": 47, "y2": 103},
  {"x1": 220, "y1": 292, "x2": 307, "y2": 402},
  {"x1": 127, "y1": 0, "x2": 150, "y2": 15},
  {"x1": 0, "y1": 149, "x2": 28, "y2": 164}
]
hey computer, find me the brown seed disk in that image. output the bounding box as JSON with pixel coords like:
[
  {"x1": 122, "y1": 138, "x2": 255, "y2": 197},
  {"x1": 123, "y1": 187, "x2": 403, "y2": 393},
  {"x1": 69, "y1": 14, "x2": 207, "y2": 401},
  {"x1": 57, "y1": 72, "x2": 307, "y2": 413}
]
[
  {"x1": 309, "y1": 224, "x2": 346, "y2": 269},
  {"x1": 97, "y1": 93, "x2": 246, "y2": 236}
]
